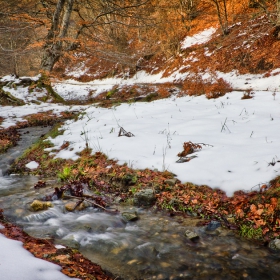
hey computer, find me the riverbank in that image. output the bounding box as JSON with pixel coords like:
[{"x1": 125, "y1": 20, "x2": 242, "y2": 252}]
[
  {"x1": 1, "y1": 73, "x2": 280, "y2": 242},
  {"x1": 1, "y1": 72, "x2": 280, "y2": 278}
]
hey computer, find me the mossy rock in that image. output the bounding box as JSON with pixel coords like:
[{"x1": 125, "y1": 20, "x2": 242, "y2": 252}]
[{"x1": 30, "y1": 200, "x2": 53, "y2": 211}]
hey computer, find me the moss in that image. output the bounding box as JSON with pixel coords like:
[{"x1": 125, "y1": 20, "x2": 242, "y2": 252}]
[
  {"x1": 0, "y1": 88, "x2": 25, "y2": 106},
  {"x1": 57, "y1": 166, "x2": 72, "y2": 182},
  {"x1": 30, "y1": 200, "x2": 53, "y2": 211},
  {"x1": 106, "y1": 87, "x2": 118, "y2": 99},
  {"x1": 240, "y1": 224, "x2": 263, "y2": 239}
]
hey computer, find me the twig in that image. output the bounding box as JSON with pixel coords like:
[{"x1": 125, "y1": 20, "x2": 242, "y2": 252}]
[
  {"x1": 176, "y1": 155, "x2": 197, "y2": 163},
  {"x1": 118, "y1": 127, "x2": 135, "y2": 137},
  {"x1": 221, "y1": 118, "x2": 231, "y2": 133}
]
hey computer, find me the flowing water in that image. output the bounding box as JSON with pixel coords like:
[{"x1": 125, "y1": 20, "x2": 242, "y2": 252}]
[
  {"x1": 1, "y1": 176, "x2": 280, "y2": 280},
  {"x1": 1, "y1": 127, "x2": 280, "y2": 279}
]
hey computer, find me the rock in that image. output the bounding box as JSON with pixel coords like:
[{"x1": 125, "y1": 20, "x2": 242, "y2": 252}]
[
  {"x1": 164, "y1": 179, "x2": 177, "y2": 186},
  {"x1": 122, "y1": 211, "x2": 139, "y2": 222},
  {"x1": 59, "y1": 235, "x2": 80, "y2": 249},
  {"x1": 206, "y1": 220, "x2": 221, "y2": 231},
  {"x1": 46, "y1": 179, "x2": 58, "y2": 185},
  {"x1": 114, "y1": 196, "x2": 124, "y2": 203},
  {"x1": 269, "y1": 239, "x2": 280, "y2": 250},
  {"x1": 30, "y1": 200, "x2": 53, "y2": 211},
  {"x1": 134, "y1": 242, "x2": 158, "y2": 258},
  {"x1": 16, "y1": 77, "x2": 33, "y2": 86},
  {"x1": 64, "y1": 201, "x2": 90, "y2": 212},
  {"x1": 185, "y1": 230, "x2": 199, "y2": 241},
  {"x1": 226, "y1": 215, "x2": 235, "y2": 224},
  {"x1": 133, "y1": 188, "x2": 156, "y2": 206}
]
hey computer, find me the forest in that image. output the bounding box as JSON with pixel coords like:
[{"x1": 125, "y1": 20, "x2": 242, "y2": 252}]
[{"x1": 1, "y1": 0, "x2": 280, "y2": 79}]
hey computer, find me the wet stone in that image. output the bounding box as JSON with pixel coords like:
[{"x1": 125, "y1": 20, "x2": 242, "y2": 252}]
[
  {"x1": 29, "y1": 200, "x2": 53, "y2": 212},
  {"x1": 59, "y1": 236, "x2": 80, "y2": 249},
  {"x1": 64, "y1": 200, "x2": 91, "y2": 212},
  {"x1": 122, "y1": 211, "x2": 139, "y2": 222},
  {"x1": 269, "y1": 239, "x2": 280, "y2": 251},
  {"x1": 206, "y1": 220, "x2": 221, "y2": 231},
  {"x1": 134, "y1": 242, "x2": 158, "y2": 258},
  {"x1": 185, "y1": 230, "x2": 199, "y2": 241}
]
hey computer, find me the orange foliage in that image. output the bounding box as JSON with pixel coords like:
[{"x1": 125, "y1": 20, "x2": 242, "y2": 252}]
[
  {"x1": 177, "y1": 141, "x2": 202, "y2": 157},
  {"x1": 205, "y1": 78, "x2": 233, "y2": 99}
]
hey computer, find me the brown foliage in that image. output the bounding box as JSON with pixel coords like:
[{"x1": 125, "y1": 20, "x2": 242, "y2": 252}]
[
  {"x1": 177, "y1": 141, "x2": 202, "y2": 157},
  {"x1": 205, "y1": 78, "x2": 233, "y2": 99}
]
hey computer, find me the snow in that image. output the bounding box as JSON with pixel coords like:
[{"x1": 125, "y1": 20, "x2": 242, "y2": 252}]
[
  {"x1": 0, "y1": 232, "x2": 75, "y2": 280},
  {"x1": 0, "y1": 101, "x2": 85, "y2": 129},
  {"x1": 26, "y1": 161, "x2": 39, "y2": 170},
  {"x1": 181, "y1": 27, "x2": 217, "y2": 49},
  {"x1": 45, "y1": 90, "x2": 280, "y2": 196}
]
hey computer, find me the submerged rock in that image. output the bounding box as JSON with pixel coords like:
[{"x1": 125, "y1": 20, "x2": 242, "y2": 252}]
[
  {"x1": 185, "y1": 230, "x2": 199, "y2": 241},
  {"x1": 122, "y1": 211, "x2": 139, "y2": 222},
  {"x1": 30, "y1": 200, "x2": 53, "y2": 211},
  {"x1": 206, "y1": 220, "x2": 221, "y2": 231},
  {"x1": 133, "y1": 188, "x2": 156, "y2": 206}
]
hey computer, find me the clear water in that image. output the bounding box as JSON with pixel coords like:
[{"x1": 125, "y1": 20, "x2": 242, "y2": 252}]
[{"x1": 1, "y1": 176, "x2": 280, "y2": 279}]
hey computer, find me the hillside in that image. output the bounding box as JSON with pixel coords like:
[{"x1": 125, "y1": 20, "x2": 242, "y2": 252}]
[{"x1": 53, "y1": 2, "x2": 280, "y2": 93}]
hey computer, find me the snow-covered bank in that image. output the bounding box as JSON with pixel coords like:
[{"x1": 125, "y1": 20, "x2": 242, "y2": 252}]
[
  {"x1": 45, "y1": 90, "x2": 280, "y2": 196},
  {"x1": 52, "y1": 68, "x2": 280, "y2": 101},
  {"x1": 0, "y1": 230, "x2": 74, "y2": 280}
]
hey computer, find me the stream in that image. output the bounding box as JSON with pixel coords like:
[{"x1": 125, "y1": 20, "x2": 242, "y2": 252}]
[{"x1": 1, "y1": 128, "x2": 280, "y2": 279}]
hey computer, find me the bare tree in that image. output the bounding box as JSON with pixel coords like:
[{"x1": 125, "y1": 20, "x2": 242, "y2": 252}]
[
  {"x1": 39, "y1": 0, "x2": 153, "y2": 72},
  {"x1": 248, "y1": 0, "x2": 280, "y2": 38},
  {"x1": 207, "y1": 0, "x2": 229, "y2": 35},
  {"x1": 178, "y1": 0, "x2": 200, "y2": 30},
  {"x1": 0, "y1": 0, "x2": 40, "y2": 76}
]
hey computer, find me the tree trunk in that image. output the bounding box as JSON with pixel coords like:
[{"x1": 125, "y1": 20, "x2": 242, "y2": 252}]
[
  {"x1": 41, "y1": 0, "x2": 75, "y2": 72},
  {"x1": 276, "y1": 0, "x2": 280, "y2": 39}
]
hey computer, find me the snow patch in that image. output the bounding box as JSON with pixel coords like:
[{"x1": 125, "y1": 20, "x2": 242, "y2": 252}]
[
  {"x1": 181, "y1": 27, "x2": 217, "y2": 49},
  {"x1": 25, "y1": 161, "x2": 39, "y2": 170}
]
